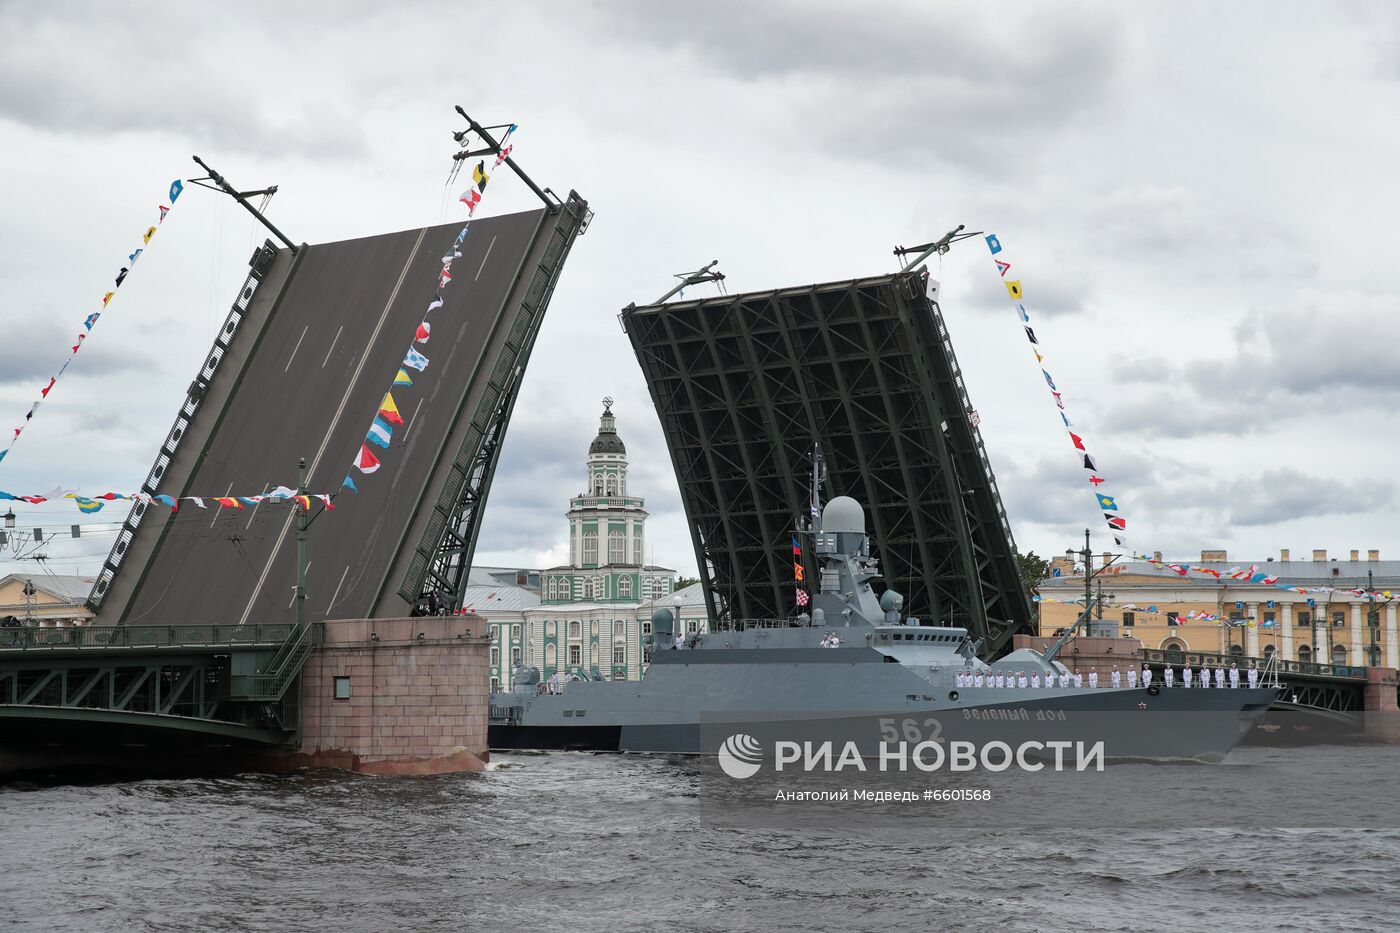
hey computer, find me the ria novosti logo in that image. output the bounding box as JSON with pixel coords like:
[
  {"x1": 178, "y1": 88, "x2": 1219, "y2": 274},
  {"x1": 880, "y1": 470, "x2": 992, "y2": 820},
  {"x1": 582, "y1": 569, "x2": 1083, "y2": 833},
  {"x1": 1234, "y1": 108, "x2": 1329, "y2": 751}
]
[
  {"x1": 714, "y1": 732, "x2": 1106, "y2": 779},
  {"x1": 717, "y1": 733, "x2": 764, "y2": 779}
]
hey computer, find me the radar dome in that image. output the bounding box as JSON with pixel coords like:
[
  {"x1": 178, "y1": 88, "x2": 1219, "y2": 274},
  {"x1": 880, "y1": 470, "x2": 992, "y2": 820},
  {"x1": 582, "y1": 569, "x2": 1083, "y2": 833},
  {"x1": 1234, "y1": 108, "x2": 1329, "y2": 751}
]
[{"x1": 822, "y1": 496, "x2": 866, "y2": 534}]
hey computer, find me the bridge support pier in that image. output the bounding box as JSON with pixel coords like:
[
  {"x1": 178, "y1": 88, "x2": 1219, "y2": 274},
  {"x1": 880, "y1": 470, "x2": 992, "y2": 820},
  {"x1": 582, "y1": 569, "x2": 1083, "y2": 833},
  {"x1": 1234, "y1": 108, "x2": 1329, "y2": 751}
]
[
  {"x1": 285, "y1": 615, "x2": 490, "y2": 775},
  {"x1": 1364, "y1": 667, "x2": 1400, "y2": 743}
]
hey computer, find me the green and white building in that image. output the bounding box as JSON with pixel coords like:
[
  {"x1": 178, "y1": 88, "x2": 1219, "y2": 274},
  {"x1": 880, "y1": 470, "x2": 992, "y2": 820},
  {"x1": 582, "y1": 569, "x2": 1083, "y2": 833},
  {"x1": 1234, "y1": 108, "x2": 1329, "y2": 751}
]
[{"x1": 479, "y1": 401, "x2": 708, "y2": 692}]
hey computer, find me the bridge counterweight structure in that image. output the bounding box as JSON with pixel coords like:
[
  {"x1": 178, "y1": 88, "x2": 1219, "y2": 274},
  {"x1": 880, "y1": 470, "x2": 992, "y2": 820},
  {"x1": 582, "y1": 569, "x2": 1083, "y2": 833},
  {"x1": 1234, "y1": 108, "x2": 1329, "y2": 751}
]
[{"x1": 622, "y1": 266, "x2": 1033, "y2": 655}]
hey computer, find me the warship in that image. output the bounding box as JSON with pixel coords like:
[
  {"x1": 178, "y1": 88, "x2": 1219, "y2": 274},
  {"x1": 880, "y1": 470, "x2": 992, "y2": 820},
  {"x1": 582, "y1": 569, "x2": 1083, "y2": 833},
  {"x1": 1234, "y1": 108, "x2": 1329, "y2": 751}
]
[{"x1": 489, "y1": 492, "x2": 1279, "y2": 762}]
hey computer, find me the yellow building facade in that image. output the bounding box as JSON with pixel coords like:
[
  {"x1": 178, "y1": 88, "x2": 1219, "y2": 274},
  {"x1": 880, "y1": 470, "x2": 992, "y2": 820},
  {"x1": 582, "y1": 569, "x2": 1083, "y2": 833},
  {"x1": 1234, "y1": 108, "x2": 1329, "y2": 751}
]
[
  {"x1": 0, "y1": 574, "x2": 95, "y2": 626},
  {"x1": 1036, "y1": 552, "x2": 1400, "y2": 669}
]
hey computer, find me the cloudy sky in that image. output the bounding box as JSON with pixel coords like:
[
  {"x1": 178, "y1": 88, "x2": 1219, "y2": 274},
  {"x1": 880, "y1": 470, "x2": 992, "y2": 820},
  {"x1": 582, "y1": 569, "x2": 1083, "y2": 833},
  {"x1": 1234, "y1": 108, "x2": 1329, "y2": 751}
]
[{"x1": 1, "y1": 0, "x2": 1397, "y2": 586}]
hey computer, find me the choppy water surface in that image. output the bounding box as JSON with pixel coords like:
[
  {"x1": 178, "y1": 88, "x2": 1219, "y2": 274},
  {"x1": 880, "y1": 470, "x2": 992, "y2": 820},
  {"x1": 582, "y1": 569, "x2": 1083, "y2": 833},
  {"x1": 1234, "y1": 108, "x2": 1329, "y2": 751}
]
[{"x1": 3, "y1": 747, "x2": 1399, "y2": 932}]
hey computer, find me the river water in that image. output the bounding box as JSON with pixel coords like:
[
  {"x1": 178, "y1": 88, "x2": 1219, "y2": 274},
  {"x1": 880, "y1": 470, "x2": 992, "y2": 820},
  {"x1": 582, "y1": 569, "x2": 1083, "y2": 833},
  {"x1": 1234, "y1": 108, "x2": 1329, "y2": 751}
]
[{"x1": 3, "y1": 748, "x2": 1399, "y2": 931}]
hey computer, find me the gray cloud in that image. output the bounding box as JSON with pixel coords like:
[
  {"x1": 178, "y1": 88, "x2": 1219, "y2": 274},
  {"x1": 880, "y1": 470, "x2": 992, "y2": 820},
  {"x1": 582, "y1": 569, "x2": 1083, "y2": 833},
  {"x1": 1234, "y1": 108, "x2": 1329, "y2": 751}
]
[
  {"x1": 0, "y1": 3, "x2": 370, "y2": 159},
  {"x1": 0, "y1": 312, "x2": 154, "y2": 386},
  {"x1": 589, "y1": 0, "x2": 1131, "y2": 173}
]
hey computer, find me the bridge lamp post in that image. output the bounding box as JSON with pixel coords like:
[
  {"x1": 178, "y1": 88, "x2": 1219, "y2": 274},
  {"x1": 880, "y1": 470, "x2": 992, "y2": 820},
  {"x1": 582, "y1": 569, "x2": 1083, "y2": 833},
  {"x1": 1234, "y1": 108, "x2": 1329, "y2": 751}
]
[{"x1": 1367, "y1": 570, "x2": 1381, "y2": 668}]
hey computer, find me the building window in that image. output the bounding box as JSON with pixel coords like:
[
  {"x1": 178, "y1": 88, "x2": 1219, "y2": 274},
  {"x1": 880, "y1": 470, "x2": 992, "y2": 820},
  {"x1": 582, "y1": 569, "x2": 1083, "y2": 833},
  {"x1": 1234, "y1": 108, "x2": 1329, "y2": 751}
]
[
  {"x1": 511, "y1": 624, "x2": 521, "y2": 641},
  {"x1": 583, "y1": 532, "x2": 598, "y2": 567},
  {"x1": 490, "y1": 677, "x2": 500, "y2": 693},
  {"x1": 1166, "y1": 612, "x2": 1179, "y2": 627},
  {"x1": 1331, "y1": 644, "x2": 1347, "y2": 665},
  {"x1": 569, "y1": 620, "x2": 581, "y2": 638},
  {"x1": 590, "y1": 644, "x2": 599, "y2": 667},
  {"x1": 1263, "y1": 644, "x2": 1276, "y2": 659},
  {"x1": 333, "y1": 676, "x2": 351, "y2": 700},
  {"x1": 546, "y1": 644, "x2": 557, "y2": 666},
  {"x1": 633, "y1": 532, "x2": 643, "y2": 561},
  {"x1": 490, "y1": 647, "x2": 499, "y2": 667},
  {"x1": 547, "y1": 621, "x2": 556, "y2": 636},
  {"x1": 609, "y1": 530, "x2": 626, "y2": 564},
  {"x1": 1122, "y1": 611, "x2": 1135, "y2": 627},
  {"x1": 1332, "y1": 612, "x2": 1346, "y2": 628},
  {"x1": 1297, "y1": 610, "x2": 1311, "y2": 627},
  {"x1": 593, "y1": 475, "x2": 604, "y2": 495},
  {"x1": 614, "y1": 644, "x2": 626, "y2": 666},
  {"x1": 619, "y1": 577, "x2": 632, "y2": 598},
  {"x1": 568, "y1": 644, "x2": 581, "y2": 665},
  {"x1": 686, "y1": 619, "x2": 699, "y2": 634},
  {"x1": 511, "y1": 647, "x2": 521, "y2": 665},
  {"x1": 1264, "y1": 611, "x2": 1275, "y2": 627},
  {"x1": 605, "y1": 475, "x2": 617, "y2": 495},
  {"x1": 642, "y1": 622, "x2": 652, "y2": 635},
  {"x1": 547, "y1": 578, "x2": 558, "y2": 600},
  {"x1": 1297, "y1": 644, "x2": 1312, "y2": 663}
]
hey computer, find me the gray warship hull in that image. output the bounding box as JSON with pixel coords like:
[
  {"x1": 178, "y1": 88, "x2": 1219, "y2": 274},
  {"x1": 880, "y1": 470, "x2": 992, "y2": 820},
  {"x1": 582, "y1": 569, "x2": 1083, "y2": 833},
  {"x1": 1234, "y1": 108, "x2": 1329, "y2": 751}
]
[
  {"x1": 490, "y1": 494, "x2": 1276, "y2": 763},
  {"x1": 490, "y1": 641, "x2": 1277, "y2": 762}
]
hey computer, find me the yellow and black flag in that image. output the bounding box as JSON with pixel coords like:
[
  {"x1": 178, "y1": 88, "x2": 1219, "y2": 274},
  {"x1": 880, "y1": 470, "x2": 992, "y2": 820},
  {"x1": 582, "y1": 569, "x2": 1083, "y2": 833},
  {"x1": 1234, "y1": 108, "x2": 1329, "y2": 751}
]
[{"x1": 472, "y1": 160, "x2": 489, "y2": 193}]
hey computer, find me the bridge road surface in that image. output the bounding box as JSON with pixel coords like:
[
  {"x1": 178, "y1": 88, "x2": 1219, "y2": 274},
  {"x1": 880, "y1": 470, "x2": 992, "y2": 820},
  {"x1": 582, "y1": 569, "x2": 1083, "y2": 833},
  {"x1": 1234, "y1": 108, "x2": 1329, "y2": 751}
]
[{"x1": 108, "y1": 208, "x2": 549, "y2": 627}]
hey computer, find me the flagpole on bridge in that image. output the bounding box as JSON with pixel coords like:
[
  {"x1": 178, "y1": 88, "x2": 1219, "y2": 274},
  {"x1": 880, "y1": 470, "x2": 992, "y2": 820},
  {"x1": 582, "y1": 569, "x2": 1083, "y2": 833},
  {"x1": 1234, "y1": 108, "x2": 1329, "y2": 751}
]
[{"x1": 296, "y1": 457, "x2": 307, "y2": 628}]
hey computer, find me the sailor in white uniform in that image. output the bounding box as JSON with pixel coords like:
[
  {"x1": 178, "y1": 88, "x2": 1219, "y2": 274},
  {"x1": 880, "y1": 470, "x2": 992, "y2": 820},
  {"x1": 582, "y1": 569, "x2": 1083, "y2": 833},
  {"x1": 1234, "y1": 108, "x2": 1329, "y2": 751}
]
[
  {"x1": 1142, "y1": 665, "x2": 1153, "y2": 689},
  {"x1": 996, "y1": 673, "x2": 1006, "y2": 688},
  {"x1": 974, "y1": 671, "x2": 985, "y2": 688},
  {"x1": 1181, "y1": 664, "x2": 1192, "y2": 688},
  {"x1": 1030, "y1": 672, "x2": 1041, "y2": 688},
  {"x1": 1127, "y1": 667, "x2": 1139, "y2": 689},
  {"x1": 1059, "y1": 671, "x2": 1071, "y2": 688},
  {"x1": 1073, "y1": 671, "x2": 1084, "y2": 688},
  {"x1": 1213, "y1": 666, "x2": 1226, "y2": 689},
  {"x1": 1228, "y1": 663, "x2": 1241, "y2": 688},
  {"x1": 1017, "y1": 672, "x2": 1028, "y2": 689},
  {"x1": 1164, "y1": 666, "x2": 1175, "y2": 688},
  {"x1": 1110, "y1": 666, "x2": 1122, "y2": 689},
  {"x1": 1247, "y1": 664, "x2": 1259, "y2": 689},
  {"x1": 1200, "y1": 667, "x2": 1211, "y2": 688},
  {"x1": 1088, "y1": 669, "x2": 1099, "y2": 689},
  {"x1": 1046, "y1": 670, "x2": 1058, "y2": 687}
]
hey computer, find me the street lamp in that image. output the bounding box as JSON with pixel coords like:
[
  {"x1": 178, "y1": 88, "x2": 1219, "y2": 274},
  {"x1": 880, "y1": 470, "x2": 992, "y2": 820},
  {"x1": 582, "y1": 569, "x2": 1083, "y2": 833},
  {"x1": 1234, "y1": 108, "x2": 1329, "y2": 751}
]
[
  {"x1": 1368, "y1": 570, "x2": 1381, "y2": 667},
  {"x1": 3, "y1": 509, "x2": 14, "y2": 529}
]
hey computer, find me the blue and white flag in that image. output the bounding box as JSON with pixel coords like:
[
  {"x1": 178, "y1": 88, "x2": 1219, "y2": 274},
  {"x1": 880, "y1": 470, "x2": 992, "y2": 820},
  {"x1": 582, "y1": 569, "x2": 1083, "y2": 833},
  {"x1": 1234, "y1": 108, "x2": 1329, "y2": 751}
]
[
  {"x1": 403, "y1": 347, "x2": 429, "y2": 372},
  {"x1": 367, "y1": 416, "x2": 393, "y2": 448}
]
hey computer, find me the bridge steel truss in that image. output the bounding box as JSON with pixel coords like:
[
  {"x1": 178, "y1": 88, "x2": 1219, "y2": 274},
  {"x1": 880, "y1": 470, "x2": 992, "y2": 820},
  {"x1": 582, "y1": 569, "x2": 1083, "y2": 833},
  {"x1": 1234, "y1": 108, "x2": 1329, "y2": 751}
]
[
  {"x1": 622, "y1": 267, "x2": 1032, "y2": 655},
  {"x1": 0, "y1": 623, "x2": 308, "y2": 741},
  {"x1": 398, "y1": 192, "x2": 592, "y2": 612}
]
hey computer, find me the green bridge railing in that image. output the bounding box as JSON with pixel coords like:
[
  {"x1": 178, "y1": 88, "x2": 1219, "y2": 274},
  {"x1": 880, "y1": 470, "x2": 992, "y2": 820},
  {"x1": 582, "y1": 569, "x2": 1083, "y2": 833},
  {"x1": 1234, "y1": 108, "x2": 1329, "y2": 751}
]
[{"x1": 0, "y1": 623, "x2": 297, "y2": 652}]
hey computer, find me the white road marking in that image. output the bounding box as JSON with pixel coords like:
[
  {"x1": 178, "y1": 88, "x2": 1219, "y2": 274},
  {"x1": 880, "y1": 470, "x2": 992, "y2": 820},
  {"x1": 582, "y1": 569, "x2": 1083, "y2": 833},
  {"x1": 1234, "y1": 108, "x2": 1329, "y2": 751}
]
[
  {"x1": 245, "y1": 482, "x2": 273, "y2": 529},
  {"x1": 210, "y1": 482, "x2": 234, "y2": 529},
  {"x1": 475, "y1": 235, "x2": 497, "y2": 281},
  {"x1": 326, "y1": 564, "x2": 350, "y2": 614},
  {"x1": 284, "y1": 325, "x2": 309, "y2": 372},
  {"x1": 321, "y1": 325, "x2": 344, "y2": 368},
  {"x1": 236, "y1": 228, "x2": 429, "y2": 627},
  {"x1": 403, "y1": 397, "x2": 425, "y2": 438},
  {"x1": 286, "y1": 562, "x2": 314, "y2": 607}
]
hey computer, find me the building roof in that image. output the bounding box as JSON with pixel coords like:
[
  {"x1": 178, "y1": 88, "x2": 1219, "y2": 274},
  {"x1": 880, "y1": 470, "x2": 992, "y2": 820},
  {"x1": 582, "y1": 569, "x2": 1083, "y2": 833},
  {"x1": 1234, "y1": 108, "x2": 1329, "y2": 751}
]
[
  {"x1": 0, "y1": 573, "x2": 95, "y2": 604},
  {"x1": 457, "y1": 584, "x2": 541, "y2": 613},
  {"x1": 542, "y1": 563, "x2": 676, "y2": 573},
  {"x1": 1041, "y1": 559, "x2": 1400, "y2": 591},
  {"x1": 466, "y1": 566, "x2": 539, "y2": 587}
]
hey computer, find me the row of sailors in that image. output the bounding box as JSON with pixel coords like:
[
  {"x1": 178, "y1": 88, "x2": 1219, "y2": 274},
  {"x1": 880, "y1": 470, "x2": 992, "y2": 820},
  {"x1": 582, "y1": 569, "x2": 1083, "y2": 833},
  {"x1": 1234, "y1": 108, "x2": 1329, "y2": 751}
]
[{"x1": 955, "y1": 663, "x2": 1261, "y2": 690}]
